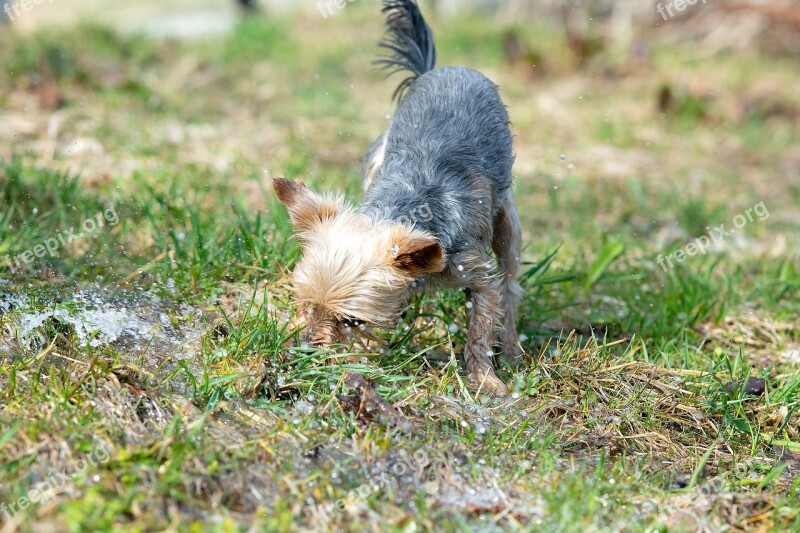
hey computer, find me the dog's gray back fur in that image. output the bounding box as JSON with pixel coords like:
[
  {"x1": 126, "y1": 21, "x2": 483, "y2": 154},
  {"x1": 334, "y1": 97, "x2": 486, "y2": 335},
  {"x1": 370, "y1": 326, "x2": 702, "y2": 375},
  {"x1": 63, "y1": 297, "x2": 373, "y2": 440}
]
[{"x1": 360, "y1": 1, "x2": 514, "y2": 260}]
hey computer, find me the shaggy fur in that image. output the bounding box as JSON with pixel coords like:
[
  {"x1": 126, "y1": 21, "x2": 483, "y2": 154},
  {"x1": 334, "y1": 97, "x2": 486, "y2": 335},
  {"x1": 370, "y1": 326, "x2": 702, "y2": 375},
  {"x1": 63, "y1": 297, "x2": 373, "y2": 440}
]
[{"x1": 275, "y1": 0, "x2": 523, "y2": 392}]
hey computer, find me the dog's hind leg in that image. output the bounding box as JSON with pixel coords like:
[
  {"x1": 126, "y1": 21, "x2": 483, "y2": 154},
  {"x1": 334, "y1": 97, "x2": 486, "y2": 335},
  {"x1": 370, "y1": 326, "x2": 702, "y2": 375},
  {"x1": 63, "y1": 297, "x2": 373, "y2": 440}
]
[
  {"x1": 361, "y1": 134, "x2": 387, "y2": 192},
  {"x1": 491, "y1": 191, "x2": 524, "y2": 364}
]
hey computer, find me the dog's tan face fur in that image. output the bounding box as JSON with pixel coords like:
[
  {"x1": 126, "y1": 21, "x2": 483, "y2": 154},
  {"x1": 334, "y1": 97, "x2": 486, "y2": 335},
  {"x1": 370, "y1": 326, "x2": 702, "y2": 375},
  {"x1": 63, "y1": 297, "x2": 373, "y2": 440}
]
[{"x1": 274, "y1": 178, "x2": 446, "y2": 346}]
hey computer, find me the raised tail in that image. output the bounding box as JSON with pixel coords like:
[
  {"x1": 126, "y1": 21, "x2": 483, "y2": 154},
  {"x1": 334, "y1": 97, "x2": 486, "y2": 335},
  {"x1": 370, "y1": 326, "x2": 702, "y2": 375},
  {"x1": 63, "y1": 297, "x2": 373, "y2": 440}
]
[{"x1": 375, "y1": 0, "x2": 437, "y2": 102}]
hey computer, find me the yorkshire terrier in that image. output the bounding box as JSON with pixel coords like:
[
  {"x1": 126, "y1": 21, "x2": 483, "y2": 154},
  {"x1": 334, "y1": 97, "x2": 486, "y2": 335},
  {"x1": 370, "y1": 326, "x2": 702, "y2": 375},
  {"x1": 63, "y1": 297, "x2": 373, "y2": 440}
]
[{"x1": 274, "y1": 0, "x2": 523, "y2": 392}]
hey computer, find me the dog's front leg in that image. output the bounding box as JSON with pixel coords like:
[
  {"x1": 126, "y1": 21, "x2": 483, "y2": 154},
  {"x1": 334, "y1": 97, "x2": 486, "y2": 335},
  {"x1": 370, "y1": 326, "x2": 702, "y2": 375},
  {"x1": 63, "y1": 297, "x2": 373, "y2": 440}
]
[{"x1": 464, "y1": 283, "x2": 507, "y2": 395}]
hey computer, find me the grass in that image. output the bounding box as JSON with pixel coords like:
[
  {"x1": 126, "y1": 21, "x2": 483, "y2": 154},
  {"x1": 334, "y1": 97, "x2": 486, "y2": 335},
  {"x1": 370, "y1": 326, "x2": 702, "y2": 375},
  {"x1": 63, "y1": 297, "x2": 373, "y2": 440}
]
[{"x1": 1, "y1": 5, "x2": 800, "y2": 531}]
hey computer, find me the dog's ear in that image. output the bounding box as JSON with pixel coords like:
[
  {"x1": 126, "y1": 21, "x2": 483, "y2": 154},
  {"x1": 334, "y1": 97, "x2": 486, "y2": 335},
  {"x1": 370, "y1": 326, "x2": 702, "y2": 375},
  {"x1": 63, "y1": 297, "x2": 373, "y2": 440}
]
[
  {"x1": 392, "y1": 233, "x2": 446, "y2": 276},
  {"x1": 273, "y1": 178, "x2": 340, "y2": 232}
]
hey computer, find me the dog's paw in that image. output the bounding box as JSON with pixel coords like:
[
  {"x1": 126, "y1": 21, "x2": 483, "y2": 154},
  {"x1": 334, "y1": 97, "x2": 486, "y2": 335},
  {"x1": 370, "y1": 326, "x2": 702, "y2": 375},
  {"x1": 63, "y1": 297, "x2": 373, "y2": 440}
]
[{"x1": 470, "y1": 369, "x2": 509, "y2": 397}]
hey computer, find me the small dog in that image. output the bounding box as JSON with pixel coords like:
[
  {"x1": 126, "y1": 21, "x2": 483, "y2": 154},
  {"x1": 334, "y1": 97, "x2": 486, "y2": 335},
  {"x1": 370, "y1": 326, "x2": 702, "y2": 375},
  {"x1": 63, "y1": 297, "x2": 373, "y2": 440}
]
[{"x1": 274, "y1": 0, "x2": 523, "y2": 392}]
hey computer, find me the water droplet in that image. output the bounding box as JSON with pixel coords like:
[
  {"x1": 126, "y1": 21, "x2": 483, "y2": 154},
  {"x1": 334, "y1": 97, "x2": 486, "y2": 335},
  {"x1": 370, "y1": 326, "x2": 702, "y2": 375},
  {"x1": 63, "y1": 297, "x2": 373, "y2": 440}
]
[
  {"x1": 448, "y1": 323, "x2": 459, "y2": 333},
  {"x1": 295, "y1": 400, "x2": 315, "y2": 416}
]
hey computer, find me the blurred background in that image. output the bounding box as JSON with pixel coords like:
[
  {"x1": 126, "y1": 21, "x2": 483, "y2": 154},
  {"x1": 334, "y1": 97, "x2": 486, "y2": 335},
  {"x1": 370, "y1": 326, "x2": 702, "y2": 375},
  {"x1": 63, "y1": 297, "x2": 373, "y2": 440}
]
[
  {"x1": 4, "y1": 0, "x2": 800, "y2": 49},
  {"x1": 2, "y1": 0, "x2": 799, "y2": 186}
]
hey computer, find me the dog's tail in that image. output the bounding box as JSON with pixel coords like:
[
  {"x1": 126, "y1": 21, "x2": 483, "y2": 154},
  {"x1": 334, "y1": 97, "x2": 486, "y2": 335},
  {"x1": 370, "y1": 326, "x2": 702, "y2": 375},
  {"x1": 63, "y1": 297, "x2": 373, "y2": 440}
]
[{"x1": 376, "y1": 0, "x2": 437, "y2": 102}]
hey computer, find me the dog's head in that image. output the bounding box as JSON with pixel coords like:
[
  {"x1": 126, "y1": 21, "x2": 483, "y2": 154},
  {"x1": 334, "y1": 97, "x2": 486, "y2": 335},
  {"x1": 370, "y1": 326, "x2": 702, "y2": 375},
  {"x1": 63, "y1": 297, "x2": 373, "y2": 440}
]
[{"x1": 274, "y1": 178, "x2": 445, "y2": 346}]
